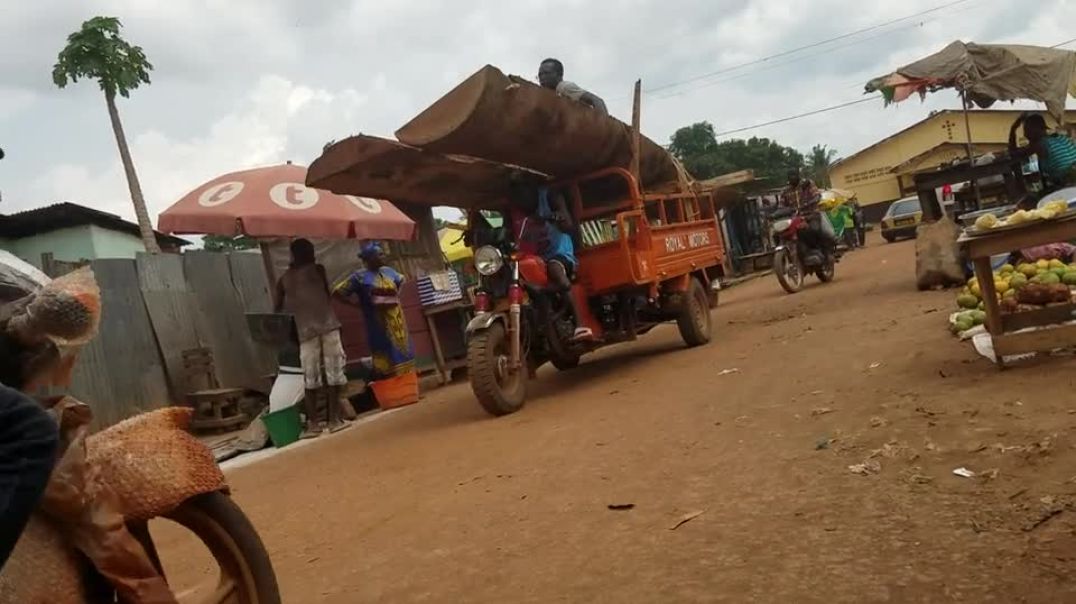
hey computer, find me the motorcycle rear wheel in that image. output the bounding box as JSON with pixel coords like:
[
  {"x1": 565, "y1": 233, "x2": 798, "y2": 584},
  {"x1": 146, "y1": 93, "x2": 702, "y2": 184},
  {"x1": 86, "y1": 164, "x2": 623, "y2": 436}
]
[
  {"x1": 774, "y1": 249, "x2": 804, "y2": 294},
  {"x1": 816, "y1": 255, "x2": 836, "y2": 283}
]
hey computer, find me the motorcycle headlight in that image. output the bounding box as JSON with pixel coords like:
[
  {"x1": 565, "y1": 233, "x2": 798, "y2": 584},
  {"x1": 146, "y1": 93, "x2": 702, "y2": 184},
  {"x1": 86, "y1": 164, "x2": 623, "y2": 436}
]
[
  {"x1": 772, "y1": 219, "x2": 792, "y2": 233},
  {"x1": 474, "y1": 246, "x2": 504, "y2": 276}
]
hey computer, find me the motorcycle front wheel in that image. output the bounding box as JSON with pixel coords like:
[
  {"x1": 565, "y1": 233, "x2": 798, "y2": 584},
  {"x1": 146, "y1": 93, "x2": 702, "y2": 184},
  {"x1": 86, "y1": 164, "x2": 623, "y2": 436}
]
[
  {"x1": 132, "y1": 492, "x2": 281, "y2": 604},
  {"x1": 467, "y1": 322, "x2": 527, "y2": 416},
  {"x1": 774, "y1": 248, "x2": 804, "y2": 294}
]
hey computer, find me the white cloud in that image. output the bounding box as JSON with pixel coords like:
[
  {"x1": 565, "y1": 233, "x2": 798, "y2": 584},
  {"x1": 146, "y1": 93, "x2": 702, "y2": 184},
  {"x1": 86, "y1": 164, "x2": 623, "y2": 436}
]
[
  {"x1": 2, "y1": 0, "x2": 1073, "y2": 222},
  {"x1": 23, "y1": 74, "x2": 369, "y2": 222}
]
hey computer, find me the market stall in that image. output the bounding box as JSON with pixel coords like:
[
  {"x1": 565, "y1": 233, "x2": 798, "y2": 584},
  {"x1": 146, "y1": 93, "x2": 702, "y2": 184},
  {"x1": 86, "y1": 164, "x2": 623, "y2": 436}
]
[
  {"x1": 867, "y1": 41, "x2": 1076, "y2": 218},
  {"x1": 158, "y1": 162, "x2": 422, "y2": 427},
  {"x1": 957, "y1": 200, "x2": 1076, "y2": 366},
  {"x1": 867, "y1": 41, "x2": 1076, "y2": 366}
]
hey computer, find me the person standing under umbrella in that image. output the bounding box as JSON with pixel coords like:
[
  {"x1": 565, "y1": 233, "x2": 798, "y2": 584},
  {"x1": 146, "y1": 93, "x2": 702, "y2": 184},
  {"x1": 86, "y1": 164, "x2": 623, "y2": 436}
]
[
  {"x1": 335, "y1": 243, "x2": 415, "y2": 378},
  {"x1": 274, "y1": 238, "x2": 349, "y2": 436}
]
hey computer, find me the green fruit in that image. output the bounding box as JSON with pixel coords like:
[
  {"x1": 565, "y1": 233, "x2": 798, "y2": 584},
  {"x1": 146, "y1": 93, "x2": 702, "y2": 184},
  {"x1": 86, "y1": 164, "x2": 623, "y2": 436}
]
[
  {"x1": 1003, "y1": 288, "x2": 1017, "y2": 299},
  {"x1": 999, "y1": 263, "x2": 1015, "y2": 274},
  {"x1": 957, "y1": 294, "x2": 979, "y2": 309},
  {"x1": 978, "y1": 301, "x2": 986, "y2": 311},
  {"x1": 955, "y1": 317, "x2": 975, "y2": 332},
  {"x1": 971, "y1": 310, "x2": 987, "y2": 325},
  {"x1": 1052, "y1": 267, "x2": 1068, "y2": 279},
  {"x1": 1009, "y1": 273, "x2": 1029, "y2": 289},
  {"x1": 1063, "y1": 272, "x2": 1076, "y2": 286},
  {"x1": 1040, "y1": 272, "x2": 1062, "y2": 285},
  {"x1": 1020, "y1": 264, "x2": 1039, "y2": 277}
]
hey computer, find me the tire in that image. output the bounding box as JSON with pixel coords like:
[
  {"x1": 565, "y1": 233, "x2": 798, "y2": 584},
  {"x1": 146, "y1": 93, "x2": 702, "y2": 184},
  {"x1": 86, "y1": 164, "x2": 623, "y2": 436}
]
[
  {"x1": 467, "y1": 322, "x2": 527, "y2": 416},
  {"x1": 883, "y1": 234, "x2": 896, "y2": 243},
  {"x1": 774, "y1": 248, "x2": 804, "y2": 294},
  {"x1": 165, "y1": 492, "x2": 281, "y2": 604},
  {"x1": 677, "y1": 278, "x2": 712, "y2": 348},
  {"x1": 817, "y1": 255, "x2": 836, "y2": 283}
]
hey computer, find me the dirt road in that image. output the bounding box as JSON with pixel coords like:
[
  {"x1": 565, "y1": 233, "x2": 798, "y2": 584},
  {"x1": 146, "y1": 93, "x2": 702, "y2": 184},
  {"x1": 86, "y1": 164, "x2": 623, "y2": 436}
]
[{"x1": 161, "y1": 239, "x2": 1076, "y2": 603}]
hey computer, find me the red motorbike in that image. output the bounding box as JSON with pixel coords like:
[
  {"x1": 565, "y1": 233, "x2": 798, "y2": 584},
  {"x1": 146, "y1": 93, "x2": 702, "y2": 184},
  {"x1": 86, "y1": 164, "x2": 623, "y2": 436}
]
[{"x1": 770, "y1": 206, "x2": 837, "y2": 294}]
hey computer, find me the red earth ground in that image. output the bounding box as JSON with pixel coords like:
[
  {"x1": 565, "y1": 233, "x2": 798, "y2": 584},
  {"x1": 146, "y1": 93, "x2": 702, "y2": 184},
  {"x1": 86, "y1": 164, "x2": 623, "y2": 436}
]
[{"x1": 157, "y1": 238, "x2": 1076, "y2": 603}]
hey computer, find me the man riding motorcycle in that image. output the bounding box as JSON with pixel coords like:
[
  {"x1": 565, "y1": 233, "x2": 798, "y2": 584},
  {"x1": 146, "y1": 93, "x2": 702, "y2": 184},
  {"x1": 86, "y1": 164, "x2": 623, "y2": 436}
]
[
  {"x1": 778, "y1": 168, "x2": 836, "y2": 260},
  {"x1": 469, "y1": 183, "x2": 593, "y2": 341}
]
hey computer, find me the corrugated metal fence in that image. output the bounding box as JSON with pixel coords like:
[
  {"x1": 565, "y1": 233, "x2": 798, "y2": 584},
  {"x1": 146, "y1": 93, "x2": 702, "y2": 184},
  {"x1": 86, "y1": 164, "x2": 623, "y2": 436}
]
[{"x1": 54, "y1": 251, "x2": 276, "y2": 428}]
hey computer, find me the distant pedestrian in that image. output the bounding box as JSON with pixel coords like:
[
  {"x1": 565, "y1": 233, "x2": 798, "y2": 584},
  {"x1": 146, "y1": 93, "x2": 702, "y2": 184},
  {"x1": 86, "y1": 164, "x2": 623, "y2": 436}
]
[
  {"x1": 274, "y1": 238, "x2": 349, "y2": 437},
  {"x1": 851, "y1": 200, "x2": 866, "y2": 247}
]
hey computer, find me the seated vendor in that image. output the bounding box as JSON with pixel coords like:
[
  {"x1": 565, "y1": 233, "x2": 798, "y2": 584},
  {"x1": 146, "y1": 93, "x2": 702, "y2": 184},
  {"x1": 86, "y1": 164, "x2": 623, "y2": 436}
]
[
  {"x1": 1009, "y1": 113, "x2": 1076, "y2": 193},
  {"x1": 512, "y1": 184, "x2": 593, "y2": 341}
]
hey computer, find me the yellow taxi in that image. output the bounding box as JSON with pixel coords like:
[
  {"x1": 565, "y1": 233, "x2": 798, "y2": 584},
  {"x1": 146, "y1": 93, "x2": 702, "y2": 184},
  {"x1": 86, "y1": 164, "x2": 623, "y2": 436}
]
[{"x1": 880, "y1": 196, "x2": 922, "y2": 243}]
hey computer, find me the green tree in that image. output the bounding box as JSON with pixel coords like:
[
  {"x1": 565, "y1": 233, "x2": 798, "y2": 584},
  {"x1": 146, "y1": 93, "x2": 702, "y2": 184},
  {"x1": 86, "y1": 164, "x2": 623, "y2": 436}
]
[
  {"x1": 807, "y1": 144, "x2": 838, "y2": 188},
  {"x1": 203, "y1": 234, "x2": 257, "y2": 252},
  {"x1": 668, "y1": 121, "x2": 806, "y2": 186},
  {"x1": 53, "y1": 17, "x2": 159, "y2": 253}
]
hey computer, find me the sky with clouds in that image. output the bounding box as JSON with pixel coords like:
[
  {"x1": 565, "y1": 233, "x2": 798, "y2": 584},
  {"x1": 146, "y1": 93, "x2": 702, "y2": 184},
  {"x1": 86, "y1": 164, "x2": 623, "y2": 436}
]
[{"x1": 0, "y1": 0, "x2": 1072, "y2": 226}]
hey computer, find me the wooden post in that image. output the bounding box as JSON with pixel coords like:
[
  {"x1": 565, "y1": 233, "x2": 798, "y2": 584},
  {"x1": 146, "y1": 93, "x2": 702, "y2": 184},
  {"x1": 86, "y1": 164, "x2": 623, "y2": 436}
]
[
  {"x1": 961, "y1": 90, "x2": 983, "y2": 211},
  {"x1": 630, "y1": 79, "x2": 642, "y2": 187},
  {"x1": 259, "y1": 241, "x2": 276, "y2": 295}
]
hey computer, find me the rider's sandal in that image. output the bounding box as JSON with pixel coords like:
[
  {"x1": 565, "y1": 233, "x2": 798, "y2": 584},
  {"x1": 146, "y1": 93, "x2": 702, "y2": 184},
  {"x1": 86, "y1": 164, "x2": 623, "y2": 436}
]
[{"x1": 572, "y1": 327, "x2": 594, "y2": 342}]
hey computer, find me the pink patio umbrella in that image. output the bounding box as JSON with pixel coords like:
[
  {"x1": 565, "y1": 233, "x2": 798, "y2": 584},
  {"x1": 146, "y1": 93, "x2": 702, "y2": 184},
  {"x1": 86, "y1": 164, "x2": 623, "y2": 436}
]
[{"x1": 158, "y1": 162, "x2": 415, "y2": 241}]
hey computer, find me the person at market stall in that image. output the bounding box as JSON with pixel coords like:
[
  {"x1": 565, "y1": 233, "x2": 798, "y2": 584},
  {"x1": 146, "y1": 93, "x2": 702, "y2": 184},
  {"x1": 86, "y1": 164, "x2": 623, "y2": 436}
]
[
  {"x1": 334, "y1": 243, "x2": 416, "y2": 378},
  {"x1": 1009, "y1": 113, "x2": 1076, "y2": 193},
  {"x1": 274, "y1": 238, "x2": 349, "y2": 437},
  {"x1": 538, "y1": 58, "x2": 608, "y2": 116},
  {"x1": 512, "y1": 183, "x2": 594, "y2": 341}
]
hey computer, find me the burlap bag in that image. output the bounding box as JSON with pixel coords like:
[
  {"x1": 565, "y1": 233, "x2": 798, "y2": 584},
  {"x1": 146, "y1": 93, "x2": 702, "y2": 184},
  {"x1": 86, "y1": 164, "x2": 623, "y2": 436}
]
[
  {"x1": 0, "y1": 404, "x2": 227, "y2": 603},
  {"x1": 915, "y1": 215, "x2": 966, "y2": 290}
]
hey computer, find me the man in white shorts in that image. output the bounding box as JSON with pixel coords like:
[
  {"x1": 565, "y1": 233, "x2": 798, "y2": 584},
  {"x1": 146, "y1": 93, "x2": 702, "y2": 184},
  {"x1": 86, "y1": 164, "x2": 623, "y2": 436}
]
[{"x1": 274, "y1": 239, "x2": 350, "y2": 436}]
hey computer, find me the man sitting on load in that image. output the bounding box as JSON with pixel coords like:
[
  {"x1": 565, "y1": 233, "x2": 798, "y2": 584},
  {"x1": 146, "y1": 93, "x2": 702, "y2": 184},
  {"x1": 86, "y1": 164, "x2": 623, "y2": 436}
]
[
  {"x1": 538, "y1": 58, "x2": 608, "y2": 116},
  {"x1": 511, "y1": 184, "x2": 594, "y2": 341},
  {"x1": 1009, "y1": 112, "x2": 1076, "y2": 194}
]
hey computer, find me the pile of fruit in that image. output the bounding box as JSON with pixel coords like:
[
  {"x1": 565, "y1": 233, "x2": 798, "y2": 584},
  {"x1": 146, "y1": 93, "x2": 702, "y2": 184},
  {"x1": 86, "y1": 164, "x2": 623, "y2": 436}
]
[
  {"x1": 973, "y1": 200, "x2": 1068, "y2": 231},
  {"x1": 950, "y1": 258, "x2": 1076, "y2": 334}
]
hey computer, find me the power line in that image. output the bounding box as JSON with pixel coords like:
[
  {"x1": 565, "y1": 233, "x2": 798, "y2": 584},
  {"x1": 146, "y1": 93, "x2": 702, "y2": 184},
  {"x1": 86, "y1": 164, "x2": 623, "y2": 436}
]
[
  {"x1": 641, "y1": 0, "x2": 975, "y2": 97},
  {"x1": 709, "y1": 35, "x2": 1076, "y2": 139},
  {"x1": 712, "y1": 97, "x2": 880, "y2": 138},
  {"x1": 653, "y1": 6, "x2": 977, "y2": 101}
]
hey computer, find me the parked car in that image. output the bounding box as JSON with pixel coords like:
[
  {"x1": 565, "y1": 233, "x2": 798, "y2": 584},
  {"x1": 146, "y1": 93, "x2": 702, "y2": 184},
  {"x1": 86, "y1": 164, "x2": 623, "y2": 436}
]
[{"x1": 880, "y1": 197, "x2": 922, "y2": 242}]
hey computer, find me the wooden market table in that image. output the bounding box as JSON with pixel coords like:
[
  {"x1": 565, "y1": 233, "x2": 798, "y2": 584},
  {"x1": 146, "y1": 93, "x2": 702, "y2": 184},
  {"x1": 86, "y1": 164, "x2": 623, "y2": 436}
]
[
  {"x1": 422, "y1": 299, "x2": 472, "y2": 384},
  {"x1": 959, "y1": 213, "x2": 1076, "y2": 367}
]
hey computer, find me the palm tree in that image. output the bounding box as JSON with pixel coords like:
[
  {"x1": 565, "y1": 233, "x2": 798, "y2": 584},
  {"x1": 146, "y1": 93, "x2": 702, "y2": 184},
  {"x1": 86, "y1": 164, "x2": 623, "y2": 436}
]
[
  {"x1": 53, "y1": 17, "x2": 160, "y2": 253},
  {"x1": 807, "y1": 144, "x2": 839, "y2": 188}
]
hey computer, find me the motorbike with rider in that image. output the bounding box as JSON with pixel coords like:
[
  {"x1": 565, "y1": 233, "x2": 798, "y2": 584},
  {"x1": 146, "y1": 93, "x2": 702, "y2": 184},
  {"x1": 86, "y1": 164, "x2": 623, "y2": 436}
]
[{"x1": 770, "y1": 168, "x2": 838, "y2": 293}]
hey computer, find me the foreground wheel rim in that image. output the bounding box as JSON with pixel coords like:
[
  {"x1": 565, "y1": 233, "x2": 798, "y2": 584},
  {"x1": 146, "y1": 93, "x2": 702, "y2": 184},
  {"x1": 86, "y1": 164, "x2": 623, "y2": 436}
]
[
  {"x1": 164, "y1": 503, "x2": 259, "y2": 603},
  {"x1": 492, "y1": 335, "x2": 522, "y2": 395}
]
